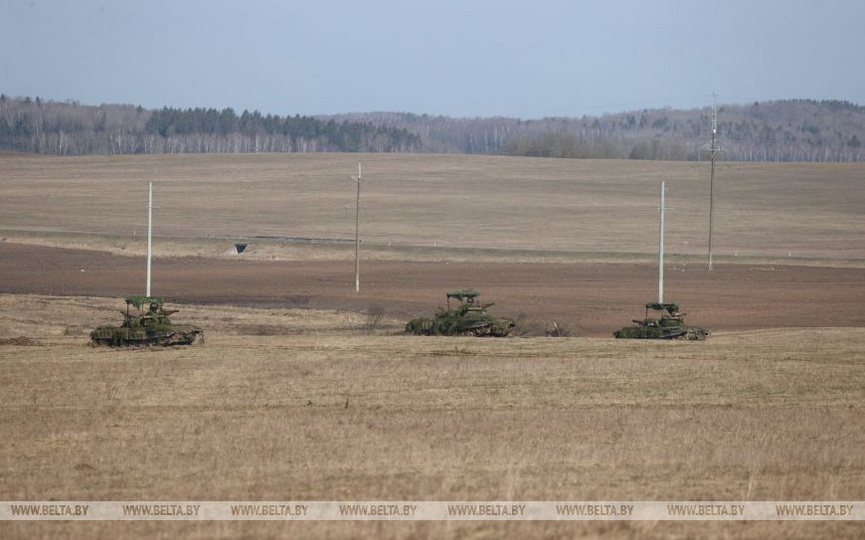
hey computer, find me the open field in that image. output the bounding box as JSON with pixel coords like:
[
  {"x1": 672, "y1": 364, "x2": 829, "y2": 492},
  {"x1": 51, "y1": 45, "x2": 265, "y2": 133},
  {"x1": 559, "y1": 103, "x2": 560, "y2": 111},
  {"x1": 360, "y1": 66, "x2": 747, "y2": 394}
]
[
  {"x1": 1, "y1": 153, "x2": 863, "y2": 260},
  {"x1": 1, "y1": 153, "x2": 864, "y2": 538},
  {"x1": 1, "y1": 242, "x2": 864, "y2": 337},
  {"x1": 1, "y1": 295, "x2": 864, "y2": 539},
  {"x1": 0, "y1": 153, "x2": 863, "y2": 335}
]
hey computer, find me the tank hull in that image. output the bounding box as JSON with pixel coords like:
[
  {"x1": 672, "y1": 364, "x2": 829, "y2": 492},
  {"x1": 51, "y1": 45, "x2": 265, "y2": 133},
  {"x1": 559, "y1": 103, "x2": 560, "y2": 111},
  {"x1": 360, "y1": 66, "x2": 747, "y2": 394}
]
[
  {"x1": 90, "y1": 324, "x2": 203, "y2": 347},
  {"x1": 406, "y1": 315, "x2": 515, "y2": 337},
  {"x1": 613, "y1": 325, "x2": 708, "y2": 340}
]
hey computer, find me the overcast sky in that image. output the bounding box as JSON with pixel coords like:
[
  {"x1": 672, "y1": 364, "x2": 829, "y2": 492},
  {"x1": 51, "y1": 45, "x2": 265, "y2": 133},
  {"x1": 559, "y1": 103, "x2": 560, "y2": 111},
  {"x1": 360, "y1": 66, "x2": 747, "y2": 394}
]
[{"x1": 2, "y1": 0, "x2": 864, "y2": 118}]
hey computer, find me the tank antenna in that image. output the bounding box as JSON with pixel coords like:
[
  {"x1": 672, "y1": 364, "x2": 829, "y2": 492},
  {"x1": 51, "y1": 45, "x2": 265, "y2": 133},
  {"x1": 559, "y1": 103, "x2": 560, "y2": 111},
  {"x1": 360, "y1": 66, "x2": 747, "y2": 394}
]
[
  {"x1": 658, "y1": 181, "x2": 665, "y2": 304},
  {"x1": 146, "y1": 181, "x2": 153, "y2": 297}
]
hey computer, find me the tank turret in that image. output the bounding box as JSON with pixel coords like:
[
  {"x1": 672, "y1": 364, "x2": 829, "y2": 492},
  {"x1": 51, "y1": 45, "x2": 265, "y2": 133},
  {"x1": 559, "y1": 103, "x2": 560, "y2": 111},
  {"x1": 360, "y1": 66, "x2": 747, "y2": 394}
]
[
  {"x1": 90, "y1": 297, "x2": 204, "y2": 347},
  {"x1": 406, "y1": 289, "x2": 515, "y2": 337}
]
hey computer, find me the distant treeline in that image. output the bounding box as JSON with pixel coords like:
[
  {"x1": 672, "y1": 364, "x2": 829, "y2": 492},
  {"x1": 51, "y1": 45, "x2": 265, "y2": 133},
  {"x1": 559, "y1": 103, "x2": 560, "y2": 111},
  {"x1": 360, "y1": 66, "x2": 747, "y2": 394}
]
[
  {"x1": 329, "y1": 100, "x2": 865, "y2": 162},
  {"x1": 0, "y1": 96, "x2": 421, "y2": 155},
  {"x1": 1, "y1": 94, "x2": 863, "y2": 161}
]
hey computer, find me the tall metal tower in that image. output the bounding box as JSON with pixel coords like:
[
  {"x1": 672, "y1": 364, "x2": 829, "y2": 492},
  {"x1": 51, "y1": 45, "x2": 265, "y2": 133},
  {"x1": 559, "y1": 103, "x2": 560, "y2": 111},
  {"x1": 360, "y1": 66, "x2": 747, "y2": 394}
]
[{"x1": 701, "y1": 93, "x2": 723, "y2": 270}]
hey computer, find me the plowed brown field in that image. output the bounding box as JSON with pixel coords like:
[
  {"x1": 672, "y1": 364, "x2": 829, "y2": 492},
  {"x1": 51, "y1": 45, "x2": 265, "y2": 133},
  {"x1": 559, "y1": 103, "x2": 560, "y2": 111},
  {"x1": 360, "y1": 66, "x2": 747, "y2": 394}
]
[{"x1": 1, "y1": 242, "x2": 863, "y2": 336}]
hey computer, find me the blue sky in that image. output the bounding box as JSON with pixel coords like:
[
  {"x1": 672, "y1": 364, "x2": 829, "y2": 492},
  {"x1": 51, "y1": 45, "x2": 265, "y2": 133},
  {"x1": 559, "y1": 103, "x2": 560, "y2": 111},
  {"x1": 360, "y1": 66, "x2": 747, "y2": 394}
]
[{"x1": 2, "y1": 0, "x2": 864, "y2": 118}]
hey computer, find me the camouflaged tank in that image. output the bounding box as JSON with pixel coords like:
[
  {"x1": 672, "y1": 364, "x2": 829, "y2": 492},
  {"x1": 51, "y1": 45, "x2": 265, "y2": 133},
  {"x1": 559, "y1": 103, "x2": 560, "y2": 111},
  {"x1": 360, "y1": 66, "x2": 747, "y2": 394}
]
[
  {"x1": 614, "y1": 302, "x2": 709, "y2": 340},
  {"x1": 406, "y1": 289, "x2": 516, "y2": 337},
  {"x1": 90, "y1": 297, "x2": 203, "y2": 347}
]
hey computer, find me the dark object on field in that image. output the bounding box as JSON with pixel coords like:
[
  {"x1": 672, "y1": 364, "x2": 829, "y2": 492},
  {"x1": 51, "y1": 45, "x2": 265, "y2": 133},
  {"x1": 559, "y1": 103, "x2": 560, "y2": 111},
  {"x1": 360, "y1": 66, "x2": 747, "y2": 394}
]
[
  {"x1": 406, "y1": 289, "x2": 516, "y2": 337},
  {"x1": 614, "y1": 302, "x2": 709, "y2": 340},
  {"x1": 90, "y1": 297, "x2": 203, "y2": 347}
]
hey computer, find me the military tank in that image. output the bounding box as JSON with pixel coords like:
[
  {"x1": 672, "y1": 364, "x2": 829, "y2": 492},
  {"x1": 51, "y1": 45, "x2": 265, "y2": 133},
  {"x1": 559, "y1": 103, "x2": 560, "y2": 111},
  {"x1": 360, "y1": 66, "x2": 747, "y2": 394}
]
[
  {"x1": 90, "y1": 297, "x2": 204, "y2": 347},
  {"x1": 614, "y1": 302, "x2": 709, "y2": 340},
  {"x1": 406, "y1": 289, "x2": 516, "y2": 337}
]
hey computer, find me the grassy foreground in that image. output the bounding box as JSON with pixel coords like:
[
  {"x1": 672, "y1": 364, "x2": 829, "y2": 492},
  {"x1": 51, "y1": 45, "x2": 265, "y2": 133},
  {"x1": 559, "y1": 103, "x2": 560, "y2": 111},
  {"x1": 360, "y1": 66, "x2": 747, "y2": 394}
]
[{"x1": 1, "y1": 295, "x2": 864, "y2": 538}]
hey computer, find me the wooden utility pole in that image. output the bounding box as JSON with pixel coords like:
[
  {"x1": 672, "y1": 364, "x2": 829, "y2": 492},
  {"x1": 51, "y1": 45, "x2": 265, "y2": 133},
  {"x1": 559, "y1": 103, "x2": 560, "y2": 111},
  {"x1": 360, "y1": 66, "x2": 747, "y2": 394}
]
[
  {"x1": 352, "y1": 163, "x2": 362, "y2": 293},
  {"x1": 701, "y1": 93, "x2": 723, "y2": 271}
]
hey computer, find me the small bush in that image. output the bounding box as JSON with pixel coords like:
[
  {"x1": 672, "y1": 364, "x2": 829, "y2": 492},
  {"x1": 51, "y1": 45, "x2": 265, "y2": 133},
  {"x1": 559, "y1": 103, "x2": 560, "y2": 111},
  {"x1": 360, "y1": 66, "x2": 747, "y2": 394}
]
[
  {"x1": 363, "y1": 305, "x2": 386, "y2": 334},
  {"x1": 545, "y1": 321, "x2": 575, "y2": 337},
  {"x1": 513, "y1": 312, "x2": 546, "y2": 337}
]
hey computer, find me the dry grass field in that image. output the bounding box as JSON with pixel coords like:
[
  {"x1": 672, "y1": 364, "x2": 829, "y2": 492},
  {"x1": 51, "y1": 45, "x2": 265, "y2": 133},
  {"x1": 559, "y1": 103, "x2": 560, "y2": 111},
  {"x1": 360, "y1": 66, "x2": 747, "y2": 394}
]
[
  {"x1": 1, "y1": 152, "x2": 863, "y2": 260},
  {"x1": 0, "y1": 295, "x2": 864, "y2": 539},
  {"x1": 1, "y1": 153, "x2": 864, "y2": 538}
]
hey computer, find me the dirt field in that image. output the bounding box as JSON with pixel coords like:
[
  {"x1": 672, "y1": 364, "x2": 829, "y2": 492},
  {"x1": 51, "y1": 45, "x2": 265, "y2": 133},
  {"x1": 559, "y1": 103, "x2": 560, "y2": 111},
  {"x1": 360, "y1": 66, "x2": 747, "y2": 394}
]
[
  {"x1": 1, "y1": 242, "x2": 864, "y2": 337},
  {"x1": 1, "y1": 153, "x2": 864, "y2": 538}
]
